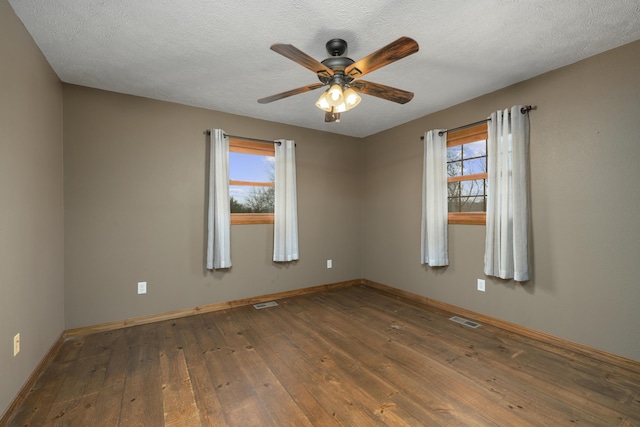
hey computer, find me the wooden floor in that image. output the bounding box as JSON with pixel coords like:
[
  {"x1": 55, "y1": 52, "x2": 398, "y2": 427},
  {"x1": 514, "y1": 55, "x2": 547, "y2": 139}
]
[{"x1": 5, "y1": 285, "x2": 640, "y2": 426}]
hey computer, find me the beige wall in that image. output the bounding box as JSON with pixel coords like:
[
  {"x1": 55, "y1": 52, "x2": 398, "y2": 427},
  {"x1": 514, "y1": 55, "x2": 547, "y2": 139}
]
[
  {"x1": 362, "y1": 40, "x2": 640, "y2": 361},
  {"x1": 63, "y1": 85, "x2": 363, "y2": 328},
  {"x1": 0, "y1": 1, "x2": 65, "y2": 417}
]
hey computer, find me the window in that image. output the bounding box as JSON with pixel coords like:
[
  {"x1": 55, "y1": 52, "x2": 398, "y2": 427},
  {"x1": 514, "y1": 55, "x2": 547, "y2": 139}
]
[
  {"x1": 446, "y1": 123, "x2": 488, "y2": 225},
  {"x1": 229, "y1": 138, "x2": 275, "y2": 225}
]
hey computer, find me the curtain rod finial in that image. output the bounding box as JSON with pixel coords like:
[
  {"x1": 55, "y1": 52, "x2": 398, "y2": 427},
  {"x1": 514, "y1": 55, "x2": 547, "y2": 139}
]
[{"x1": 521, "y1": 105, "x2": 535, "y2": 114}]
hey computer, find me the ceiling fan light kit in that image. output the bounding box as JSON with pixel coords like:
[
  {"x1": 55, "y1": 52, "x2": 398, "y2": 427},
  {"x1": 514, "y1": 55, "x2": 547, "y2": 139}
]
[
  {"x1": 258, "y1": 37, "x2": 419, "y2": 122},
  {"x1": 315, "y1": 84, "x2": 361, "y2": 114}
]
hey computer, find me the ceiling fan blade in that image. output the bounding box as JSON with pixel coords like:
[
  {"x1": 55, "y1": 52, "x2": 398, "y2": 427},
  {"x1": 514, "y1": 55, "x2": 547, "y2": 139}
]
[
  {"x1": 351, "y1": 80, "x2": 414, "y2": 104},
  {"x1": 271, "y1": 44, "x2": 335, "y2": 79},
  {"x1": 258, "y1": 83, "x2": 325, "y2": 104},
  {"x1": 345, "y1": 37, "x2": 419, "y2": 79}
]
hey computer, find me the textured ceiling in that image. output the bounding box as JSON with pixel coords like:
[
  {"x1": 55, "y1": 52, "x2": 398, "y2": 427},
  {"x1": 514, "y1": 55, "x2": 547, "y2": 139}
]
[{"x1": 9, "y1": 0, "x2": 640, "y2": 137}]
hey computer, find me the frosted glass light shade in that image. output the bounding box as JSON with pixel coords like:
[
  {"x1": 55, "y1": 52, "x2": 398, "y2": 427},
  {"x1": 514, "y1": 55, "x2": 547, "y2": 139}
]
[
  {"x1": 343, "y1": 88, "x2": 361, "y2": 110},
  {"x1": 327, "y1": 84, "x2": 344, "y2": 107},
  {"x1": 315, "y1": 91, "x2": 331, "y2": 111}
]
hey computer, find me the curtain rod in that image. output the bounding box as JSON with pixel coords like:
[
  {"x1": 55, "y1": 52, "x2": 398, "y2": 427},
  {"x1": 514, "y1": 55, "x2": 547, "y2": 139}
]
[
  {"x1": 419, "y1": 105, "x2": 534, "y2": 140},
  {"x1": 203, "y1": 130, "x2": 279, "y2": 145}
]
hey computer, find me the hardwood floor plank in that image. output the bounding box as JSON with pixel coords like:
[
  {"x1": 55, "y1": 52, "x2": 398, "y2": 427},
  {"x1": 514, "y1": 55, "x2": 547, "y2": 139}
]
[
  {"x1": 213, "y1": 308, "x2": 316, "y2": 427},
  {"x1": 197, "y1": 311, "x2": 274, "y2": 426},
  {"x1": 159, "y1": 348, "x2": 201, "y2": 426},
  {"x1": 5, "y1": 285, "x2": 640, "y2": 426},
  {"x1": 237, "y1": 312, "x2": 347, "y2": 426},
  {"x1": 343, "y1": 285, "x2": 640, "y2": 425},
  {"x1": 256, "y1": 310, "x2": 445, "y2": 426},
  {"x1": 7, "y1": 360, "x2": 74, "y2": 427},
  {"x1": 92, "y1": 381, "x2": 126, "y2": 426},
  {"x1": 236, "y1": 303, "x2": 394, "y2": 426},
  {"x1": 155, "y1": 319, "x2": 203, "y2": 426},
  {"x1": 41, "y1": 351, "x2": 109, "y2": 424},
  {"x1": 342, "y1": 285, "x2": 640, "y2": 425},
  {"x1": 283, "y1": 291, "x2": 529, "y2": 426},
  {"x1": 323, "y1": 286, "x2": 626, "y2": 425},
  {"x1": 179, "y1": 321, "x2": 228, "y2": 426},
  {"x1": 101, "y1": 328, "x2": 131, "y2": 388},
  {"x1": 44, "y1": 392, "x2": 100, "y2": 426},
  {"x1": 262, "y1": 331, "x2": 395, "y2": 426},
  {"x1": 254, "y1": 299, "x2": 473, "y2": 425},
  {"x1": 118, "y1": 337, "x2": 164, "y2": 426},
  {"x1": 51, "y1": 336, "x2": 86, "y2": 364}
]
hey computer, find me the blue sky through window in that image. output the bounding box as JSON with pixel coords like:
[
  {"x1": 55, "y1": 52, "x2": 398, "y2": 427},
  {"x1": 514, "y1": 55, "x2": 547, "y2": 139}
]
[
  {"x1": 229, "y1": 152, "x2": 274, "y2": 203},
  {"x1": 229, "y1": 152, "x2": 273, "y2": 181},
  {"x1": 447, "y1": 139, "x2": 487, "y2": 176}
]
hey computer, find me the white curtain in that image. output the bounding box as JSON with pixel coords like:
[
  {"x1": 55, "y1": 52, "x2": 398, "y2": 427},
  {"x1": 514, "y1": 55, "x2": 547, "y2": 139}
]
[
  {"x1": 273, "y1": 140, "x2": 299, "y2": 262},
  {"x1": 484, "y1": 106, "x2": 530, "y2": 281},
  {"x1": 206, "y1": 129, "x2": 232, "y2": 269},
  {"x1": 421, "y1": 130, "x2": 449, "y2": 266}
]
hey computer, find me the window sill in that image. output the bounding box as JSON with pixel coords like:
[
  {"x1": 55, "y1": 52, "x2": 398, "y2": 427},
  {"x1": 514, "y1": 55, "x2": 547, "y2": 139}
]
[{"x1": 231, "y1": 213, "x2": 274, "y2": 225}]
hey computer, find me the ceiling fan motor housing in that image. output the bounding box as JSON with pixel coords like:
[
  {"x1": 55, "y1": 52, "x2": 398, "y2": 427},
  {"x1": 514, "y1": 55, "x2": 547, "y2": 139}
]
[{"x1": 320, "y1": 39, "x2": 355, "y2": 85}]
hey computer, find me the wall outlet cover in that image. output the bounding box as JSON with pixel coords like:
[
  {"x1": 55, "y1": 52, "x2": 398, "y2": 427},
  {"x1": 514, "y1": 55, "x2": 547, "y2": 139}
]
[
  {"x1": 14, "y1": 333, "x2": 20, "y2": 356},
  {"x1": 137, "y1": 281, "x2": 147, "y2": 294},
  {"x1": 477, "y1": 279, "x2": 486, "y2": 292}
]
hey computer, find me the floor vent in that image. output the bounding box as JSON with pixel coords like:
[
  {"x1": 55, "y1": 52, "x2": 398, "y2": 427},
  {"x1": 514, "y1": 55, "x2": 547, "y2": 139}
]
[
  {"x1": 449, "y1": 316, "x2": 481, "y2": 328},
  {"x1": 253, "y1": 301, "x2": 278, "y2": 310}
]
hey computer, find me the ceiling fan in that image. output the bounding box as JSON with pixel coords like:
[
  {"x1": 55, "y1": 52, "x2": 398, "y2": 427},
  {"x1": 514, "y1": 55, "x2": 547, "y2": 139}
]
[{"x1": 258, "y1": 37, "x2": 419, "y2": 122}]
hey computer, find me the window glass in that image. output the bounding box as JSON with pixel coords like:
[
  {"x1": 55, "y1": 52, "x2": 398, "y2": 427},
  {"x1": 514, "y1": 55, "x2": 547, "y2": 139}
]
[
  {"x1": 462, "y1": 140, "x2": 486, "y2": 159},
  {"x1": 448, "y1": 145, "x2": 462, "y2": 162},
  {"x1": 228, "y1": 139, "x2": 275, "y2": 224},
  {"x1": 229, "y1": 152, "x2": 274, "y2": 214},
  {"x1": 446, "y1": 123, "x2": 488, "y2": 224}
]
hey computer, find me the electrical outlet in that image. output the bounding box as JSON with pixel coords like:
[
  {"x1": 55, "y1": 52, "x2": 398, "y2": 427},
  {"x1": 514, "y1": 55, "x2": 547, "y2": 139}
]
[
  {"x1": 477, "y1": 279, "x2": 486, "y2": 292},
  {"x1": 326, "y1": 259, "x2": 332, "y2": 269},
  {"x1": 14, "y1": 333, "x2": 20, "y2": 356},
  {"x1": 137, "y1": 281, "x2": 147, "y2": 294}
]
